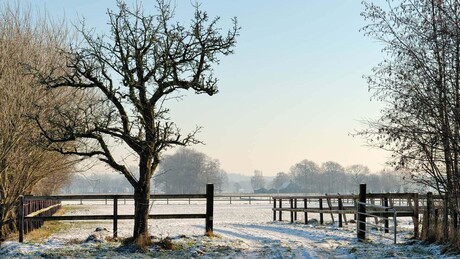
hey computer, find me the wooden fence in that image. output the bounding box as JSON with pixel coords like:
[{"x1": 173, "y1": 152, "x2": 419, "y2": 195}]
[
  {"x1": 71, "y1": 193, "x2": 275, "y2": 205},
  {"x1": 272, "y1": 188, "x2": 421, "y2": 239},
  {"x1": 421, "y1": 191, "x2": 460, "y2": 242},
  {"x1": 18, "y1": 184, "x2": 214, "y2": 242},
  {"x1": 1, "y1": 199, "x2": 61, "y2": 238}
]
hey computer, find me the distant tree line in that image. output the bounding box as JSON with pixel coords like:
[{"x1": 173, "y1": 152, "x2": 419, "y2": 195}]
[
  {"x1": 62, "y1": 173, "x2": 134, "y2": 194},
  {"x1": 64, "y1": 149, "x2": 229, "y2": 195},
  {"x1": 63, "y1": 156, "x2": 419, "y2": 196},
  {"x1": 250, "y1": 160, "x2": 416, "y2": 194}
]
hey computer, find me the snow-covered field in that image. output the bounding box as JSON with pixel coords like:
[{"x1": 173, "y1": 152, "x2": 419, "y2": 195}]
[{"x1": 0, "y1": 200, "x2": 456, "y2": 258}]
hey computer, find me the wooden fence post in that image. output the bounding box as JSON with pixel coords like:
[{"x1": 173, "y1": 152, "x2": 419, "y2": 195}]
[
  {"x1": 435, "y1": 208, "x2": 439, "y2": 235},
  {"x1": 319, "y1": 198, "x2": 323, "y2": 225},
  {"x1": 273, "y1": 198, "x2": 276, "y2": 221},
  {"x1": 205, "y1": 184, "x2": 214, "y2": 235},
  {"x1": 294, "y1": 199, "x2": 298, "y2": 221},
  {"x1": 425, "y1": 192, "x2": 433, "y2": 239},
  {"x1": 18, "y1": 195, "x2": 24, "y2": 243},
  {"x1": 443, "y1": 195, "x2": 449, "y2": 241},
  {"x1": 384, "y1": 197, "x2": 389, "y2": 233},
  {"x1": 353, "y1": 198, "x2": 357, "y2": 220},
  {"x1": 413, "y1": 193, "x2": 419, "y2": 239},
  {"x1": 290, "y1": 199, "x2": 294, "y2": 223},
  {"x1": 304, "y1": 198, "x2": 308, "y2": 224},
  {"x1": 113, "y1": 196, "x2": 118, "y2": 238},
  {"x1": 279, "y1": 199, "x2": 282, "y2": 221},
  {"x1": 338, "y1": 198, "x2": 343, "y2": 227},
  {"x1": 357, "y1": 184, "x2": 366, "y2": 242},
  {"x1": 326, "y1": 195, "x2": 335, "y2": 224}
]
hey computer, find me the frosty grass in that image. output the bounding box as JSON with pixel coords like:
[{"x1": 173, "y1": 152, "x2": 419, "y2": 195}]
[{"x1": 0, "y1": 199, "x2": 457, "y2": 258}]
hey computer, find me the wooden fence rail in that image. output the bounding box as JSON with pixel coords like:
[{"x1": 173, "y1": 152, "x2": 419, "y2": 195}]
[
  {"x1": 18, "y1": 184, "x2": 214, "y2": 242},
  {"x1": 421, "y1": 191, "x2": 460, "y2": 241},
  {"x1": 15, "y1": 199, "x2": 61, "y2": 240},
  {"x1": 272, "y1": 189, "x2": 421, "y2": 239}
]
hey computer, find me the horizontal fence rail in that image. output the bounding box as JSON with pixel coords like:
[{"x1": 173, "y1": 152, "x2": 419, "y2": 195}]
[
  {"x1": 18, "y1": 184, "x2": 215, "y2": 242},
  {"x1": 272, "y1": 194, "x2": 418, "y2": 225},
  {"x1": 48, "y1": 193, "x2": 276, "y2": 205},
  {"x1": 271, "y1": 185, "x2": 420, "y2": 244}
]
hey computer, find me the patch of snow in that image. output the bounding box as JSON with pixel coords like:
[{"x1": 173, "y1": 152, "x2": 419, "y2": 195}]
[{"x1": 0, "y1": 201, "x2": 457, "y2": 258}]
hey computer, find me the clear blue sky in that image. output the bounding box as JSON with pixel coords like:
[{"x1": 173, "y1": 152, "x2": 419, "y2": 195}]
[{"x1": 9, "y1": 0, "x2": 389, "y2": 176}]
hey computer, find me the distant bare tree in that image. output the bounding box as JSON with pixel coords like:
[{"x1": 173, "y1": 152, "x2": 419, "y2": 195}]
[
  {"x1": 31, "y1": 0, "x2": 238, "y2": 242},
  {"x1": 250, "y1": 170, "x2": 266, "y2": 191},
  {"x1": 346, "y1": 164, "x2": 370, "y2": 189},
  {"x1": 289, "y1": 159, "x2": 320, "y2": 193},
  {"x1": 320, "y1": 161, "x2": 346, "y2": 193},
  {"x1": 155, "y1": 148, "x2": 227, "y2": 194}
]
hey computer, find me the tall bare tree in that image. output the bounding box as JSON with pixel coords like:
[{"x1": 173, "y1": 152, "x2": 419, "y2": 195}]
[
  {"x1": 360, "y1": 0, "x2": 460, "y2": 241},
  {"x1": 360, "y1": 0, "x2": 460, "y2": 204},
  {"x1": 32, "y1": 1, "x2": 238, "y2": 242},
  {"x1": 0, "y1": 3, "x2": 76, "y2": 238}
]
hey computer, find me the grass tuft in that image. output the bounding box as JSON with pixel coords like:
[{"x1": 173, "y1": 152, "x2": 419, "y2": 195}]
[
  {"x1": 23, "y1": 207, "x2": 70, "y2": 242},
  {"x1": 205, "y1": 230, "x2": 220, "y2": 238},
  {"x1": 156, "y1": 237, "x2": 175, "y2": 250}
]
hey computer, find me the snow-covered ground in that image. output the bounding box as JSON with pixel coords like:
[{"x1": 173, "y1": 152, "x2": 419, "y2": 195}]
[{"x1": 0, "y1": 200, "x2": 457, "y2": 258}]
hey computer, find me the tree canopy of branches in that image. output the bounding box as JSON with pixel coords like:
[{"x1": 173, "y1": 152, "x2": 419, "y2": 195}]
[
  {"x1": 289, "y1": 159, "x2": 321, "y2": 192},
  {"x1": 360, "y1": 0, "x2": 460, "y2": 211},
  {"x1": 0, "y1": 4, "x2": 76, "y2": 239},
  {"x1": 31, "y1": 1, "x2": 238, "y2": 241},
  {"x1": 154, "y1": 148, "x2": 228, "y2": 194}
]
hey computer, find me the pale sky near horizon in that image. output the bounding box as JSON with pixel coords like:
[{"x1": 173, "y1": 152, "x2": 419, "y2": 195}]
[{"x1": 7, "y1": 0, "x2": 391, "y2": 176}]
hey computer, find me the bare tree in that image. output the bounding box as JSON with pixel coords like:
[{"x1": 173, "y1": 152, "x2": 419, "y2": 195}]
[
  {"x1": 0, "y1": 3, "x2": 76, "y2": 238},
  {"x1": 154, "y1": 148, "x2": 227, "y2": 194},
  {"x1": 31, "y1": 1, "x2": 238, "y2": 242},
  {"x1": 289, "y1": 159, "x2": 320, "y2": 193},
  {"x1": 320, "y1": 161, "x2": 346, "y2": 193},
  {"x1": 346, "y1": 164, "x2": 370, "y2": 188},
  {"x1": 360, "y1": 0, "x2": 460, "y2": 223},
  {"x1": 250, "y1": 170, "x2": 266, "y2": 191}
]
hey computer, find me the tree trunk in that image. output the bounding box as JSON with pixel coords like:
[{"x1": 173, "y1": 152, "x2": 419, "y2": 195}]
[
  {"x1": 132, "y1": 152, "x2": 156, "y2": 241},
  {"x1": 133, "y1": 183, "x2": 150, "y2": 239}
]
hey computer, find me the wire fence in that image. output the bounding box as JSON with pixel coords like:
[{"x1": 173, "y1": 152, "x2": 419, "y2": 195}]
[{"x1": 356, "y1": 201, "x2": 397, "y2": 244}]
